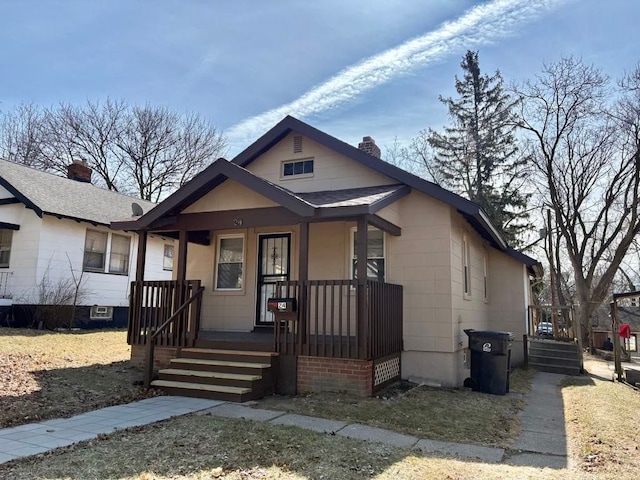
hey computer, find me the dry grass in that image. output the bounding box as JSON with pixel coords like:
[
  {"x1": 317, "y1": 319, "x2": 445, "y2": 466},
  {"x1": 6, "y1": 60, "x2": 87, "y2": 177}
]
[
  {"x1": 254, "y1": 368, "x2": 535, "y2": 448},
  {"x1": 0, "y1": 413, "x2": 575, "y2": 480},
  {"x1": 562, "y1": 375, "x2": 640, "y2": 479},
  {"x1": 0, "y1": 328, "x2": 155, "y2": 428}
]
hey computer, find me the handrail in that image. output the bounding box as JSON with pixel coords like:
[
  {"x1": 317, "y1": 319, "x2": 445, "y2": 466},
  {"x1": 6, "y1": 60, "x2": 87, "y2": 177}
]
[{"x1": 143, "y1": 286, "x2": 204, "y2": 388}]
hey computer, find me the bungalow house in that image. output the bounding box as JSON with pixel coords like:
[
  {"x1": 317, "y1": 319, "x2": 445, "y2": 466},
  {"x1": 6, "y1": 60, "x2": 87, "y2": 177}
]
[
  {"x1": 115, "y1": 116, "x2": 540, "y2": 401},
  {"x1": 0, "y1": 159, "x2": 175, "y2": 328}
]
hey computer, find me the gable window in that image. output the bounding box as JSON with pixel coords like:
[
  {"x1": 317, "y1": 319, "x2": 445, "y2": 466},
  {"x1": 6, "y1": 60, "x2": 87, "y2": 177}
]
[
  {"x1": 351, "y1": 227, "x2": 385, "y2": 282},
  {"x1": 282, "y1": 159, "x2": 314, "y2": 178},
  {"x1": 0, "y1": 229, "x2": 13, "y2": 268},
  {"x1": 215, "y1": 235, "x2": 244, "y2": 290},
  {"x1": 109, "y1": 234, "x2": 131, "y2": 274},
  {"x1": 83, "y1": 230, "x2": 131, "y2": 274},
  {"x1": 462, "y1": 234, "x2": 470, "y2": 296},
  {"x1": 163, "y1": 244, "x2": 174, "y2": 271},
  {"x1": 83, "y1": 230, "x2": 108, "y2": 271}
]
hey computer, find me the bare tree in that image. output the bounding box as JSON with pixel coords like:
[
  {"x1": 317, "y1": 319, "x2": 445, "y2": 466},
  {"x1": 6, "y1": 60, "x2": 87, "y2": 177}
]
[
  {"x1": 0, "y1": 100, "x2": 227, "y2": 201},
  {"x1": 515, "y1": 57, "x2": 640, "y2": 342},
  {"x1": 0, "y1": 103, "x2": 45, "y2": 167},
  {"x1": 115, "y1": 106, "x2": 226, "y2": 201}
]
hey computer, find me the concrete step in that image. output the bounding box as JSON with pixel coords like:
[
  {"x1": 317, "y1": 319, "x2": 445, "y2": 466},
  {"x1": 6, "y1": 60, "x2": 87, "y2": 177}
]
[
  {"x1": 158, "y1": 368, "x2": 262, "y2": 388},
  {"x1": 150, "y1": 379, "x2": 254, "y2": 402},
  {"x1": 180, "y1": 348, "x2": 278, "y2": 364},
  {"x1": 170, "y1": 357, "x2": 272, "y2": 375}
]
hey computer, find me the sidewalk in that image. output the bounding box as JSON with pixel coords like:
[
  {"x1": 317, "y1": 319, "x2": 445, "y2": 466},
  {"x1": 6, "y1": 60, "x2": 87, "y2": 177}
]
[{"x1": 0, "y1": 371, "x2": 575, "y2": 469}]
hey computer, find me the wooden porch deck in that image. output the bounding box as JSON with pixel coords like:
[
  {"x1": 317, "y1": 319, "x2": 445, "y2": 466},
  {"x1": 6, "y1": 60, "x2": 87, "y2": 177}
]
[{"x1": 195, "y1": 330, "x2": 275, "y2": 352}]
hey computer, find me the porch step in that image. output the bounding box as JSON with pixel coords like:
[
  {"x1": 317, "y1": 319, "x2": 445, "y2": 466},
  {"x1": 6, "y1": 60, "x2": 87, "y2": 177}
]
[
  {"x1": 528, "y1": 338, "x2": 582, "y2": 376},
  {"x1": 151, "y1": 348, "x2": 278, "y2": 402},
  {"x1": 150, "y1": 379, "x2": 254, "y2": 402},
  {"x1": 170, "y1": 357, "x2": 271, "y2": 375},
  {"x1": 180, "y1": 348, "x2": 278, "y2": 364}
]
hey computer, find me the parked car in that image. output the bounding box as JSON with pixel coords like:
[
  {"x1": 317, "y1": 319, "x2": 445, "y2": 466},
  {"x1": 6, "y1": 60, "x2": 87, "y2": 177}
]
[{"x1": 536, "y1": 321, "x2": 554, "y2": 337}]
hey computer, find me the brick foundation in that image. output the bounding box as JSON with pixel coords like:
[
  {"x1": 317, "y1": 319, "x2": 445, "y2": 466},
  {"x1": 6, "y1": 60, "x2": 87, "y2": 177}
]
[
  {"x1": 297, "y1": 356, "x2": 373, "y2": 396},
  {"x1": 130, "y1": 345, "x2": 177, "y2": 370}
]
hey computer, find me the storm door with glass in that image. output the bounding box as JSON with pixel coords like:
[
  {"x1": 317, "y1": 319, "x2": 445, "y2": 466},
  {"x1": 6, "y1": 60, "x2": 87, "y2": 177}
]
[{"x1": 256, "y1": 233, "x2": 291, "y2": 326}]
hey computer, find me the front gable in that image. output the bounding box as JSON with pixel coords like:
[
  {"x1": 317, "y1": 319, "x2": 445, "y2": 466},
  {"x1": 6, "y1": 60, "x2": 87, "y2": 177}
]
[
  {"x1": 182, "y1": 179, "x2": 279, "y2": 214},
  {"x1": 246, "y1": 132, "x2": 396, "y2": 193}
]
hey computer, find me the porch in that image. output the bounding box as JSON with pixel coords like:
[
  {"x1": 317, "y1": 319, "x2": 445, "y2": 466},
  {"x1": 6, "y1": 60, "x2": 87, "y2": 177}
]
[{"x1": 128, "y1": 276, "x2": 403, "y2": 400}]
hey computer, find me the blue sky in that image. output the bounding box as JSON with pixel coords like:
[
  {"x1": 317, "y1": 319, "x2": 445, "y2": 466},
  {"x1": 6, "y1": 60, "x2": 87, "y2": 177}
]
[{"x1": 1, "y1": 0, "x2": 637, "y2": 157}]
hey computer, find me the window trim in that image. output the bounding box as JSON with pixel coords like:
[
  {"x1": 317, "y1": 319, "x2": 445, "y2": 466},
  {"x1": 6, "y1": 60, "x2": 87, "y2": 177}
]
[
  {"x1": 83, "y1": 229, "x2": 132, "y2": 275},
  {"x1": 163, "y1": 244, "x2": 174, "y2": 271},
  {"x1": 108, "y1": 233, "x2": 131, "y2": 275},
  {"x1": 280, "y1": 158, "x2": 314, "y2": 179},
  {"x1": 214, "y1": 234, "x2": 245, "y2": 291},
  {"x1": 349, "y1": 226, "x2": 386, "y2": 282},
  {"x1": 0, "y1": 229, "x2": 13, "y2": 268},
  {"x1": 483, "y1": 250, "x2": 489, "y2": 301},
  {"x1": 83, "y1": 229, "x2": 108, "y2": 273},
  {"x1": 462, "y1": 234, "x2": 471, "y2": 298}
]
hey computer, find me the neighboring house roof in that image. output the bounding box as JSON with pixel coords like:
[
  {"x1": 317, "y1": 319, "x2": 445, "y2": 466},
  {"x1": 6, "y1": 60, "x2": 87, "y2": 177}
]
[
  {"x1": 0, "y1": 159, "x2": 156, "y2": 227},
  {"x1": 111, "y1": 116, "x2": 539, "y2": 269}
]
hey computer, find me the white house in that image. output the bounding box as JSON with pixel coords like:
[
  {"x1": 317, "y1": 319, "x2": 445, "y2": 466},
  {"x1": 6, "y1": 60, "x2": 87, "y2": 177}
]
[{"x1": 0, "y1": 159, "x2": 175, "y2": 328}]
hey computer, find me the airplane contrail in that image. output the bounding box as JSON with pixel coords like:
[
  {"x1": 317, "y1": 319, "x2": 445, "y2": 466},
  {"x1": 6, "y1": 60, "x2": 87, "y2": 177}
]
[{"x1": 226, "y1": 0, "x2": 567, "y2": 149}]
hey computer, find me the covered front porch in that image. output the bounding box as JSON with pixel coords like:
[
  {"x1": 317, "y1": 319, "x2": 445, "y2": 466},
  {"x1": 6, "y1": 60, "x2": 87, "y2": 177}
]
[{"x1": 118, "y1": 165, "x2": 407, "y2": 399}]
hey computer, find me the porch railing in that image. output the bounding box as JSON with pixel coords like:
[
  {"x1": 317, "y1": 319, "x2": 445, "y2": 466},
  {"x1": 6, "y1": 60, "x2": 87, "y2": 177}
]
[
  {"x1": 128, "y1": 280, "x2": 203, "y2": 347},
  {"x1": 274, "y1": 279, "x2": 403, "y2": 360}
]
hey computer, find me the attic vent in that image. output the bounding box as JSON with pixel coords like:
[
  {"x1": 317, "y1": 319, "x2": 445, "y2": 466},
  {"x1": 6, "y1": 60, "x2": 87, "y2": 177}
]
[{"x1": 293, "y1": 135, "x2": 303, "y2": 153}]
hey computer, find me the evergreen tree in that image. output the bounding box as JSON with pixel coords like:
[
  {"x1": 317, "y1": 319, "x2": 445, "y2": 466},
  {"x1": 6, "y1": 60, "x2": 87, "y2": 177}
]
[{"x1": 427, "y1": 51, "x2": 530, "y2": 246}]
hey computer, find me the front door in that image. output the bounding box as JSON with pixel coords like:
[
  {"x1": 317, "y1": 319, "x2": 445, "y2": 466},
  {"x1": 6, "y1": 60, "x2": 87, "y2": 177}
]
[{"x1": 256, "y1": 233, "x2": 291, "y2": 326}]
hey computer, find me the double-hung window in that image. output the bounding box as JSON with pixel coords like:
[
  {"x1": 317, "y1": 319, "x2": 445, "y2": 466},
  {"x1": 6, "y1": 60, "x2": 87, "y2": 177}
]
[
  {"x1": 83, "y1": 230, "x2": 131, "y2": 274},
  {"x1": 109, "y1": 234, "x2": 131, "y2": 274},
  {"x1": 351, "y1": 227, "x2": 385, "y2": 282},
  {"x1": 215, "y1": 235, "x2": 244, "y2": 290},
  {"x1": 0, "y1": 229, "x2": 13, "y2": 268},
  {"x1": 163, "y1": 244, "x2": 174, "y2": 271},
  {"x1": 83, "y1": 230, "x2": 108, "y2": 271}
]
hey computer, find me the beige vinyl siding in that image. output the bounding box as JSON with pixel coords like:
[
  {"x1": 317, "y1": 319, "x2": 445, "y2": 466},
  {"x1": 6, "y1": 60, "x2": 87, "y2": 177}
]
[
  {"x1": 182, "y1": 179, "x2": 278, "y2": 214},
  {"x1": 246, "y1": 132, "x2": 396, "y2": 192}
]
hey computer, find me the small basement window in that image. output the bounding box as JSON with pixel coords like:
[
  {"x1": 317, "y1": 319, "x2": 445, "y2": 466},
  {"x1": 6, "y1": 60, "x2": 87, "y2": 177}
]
[
  {"x1": 282, "y1": 159, "x2": 314, "y2": 178},
  {"x1": 90, "y1": 306, "x2": 113, "y2": 320}
]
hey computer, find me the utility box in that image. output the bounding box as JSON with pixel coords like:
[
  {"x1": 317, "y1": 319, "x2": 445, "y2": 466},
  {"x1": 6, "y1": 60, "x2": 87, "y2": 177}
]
[{"x1": 464, "y1": 329, "x2": 514, "y2": 395}]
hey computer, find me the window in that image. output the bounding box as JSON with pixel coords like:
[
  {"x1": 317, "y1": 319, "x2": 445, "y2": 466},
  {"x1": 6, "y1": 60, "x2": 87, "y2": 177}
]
[
  {"x1": 282, "y1": 159, "x2": 314, "y2": 177},
  {"x1": 0, "y1": 229, "x2": 13, "y2": 268},
  {"x1": 483, "y1": 252, "x2": 488, "y2": 300},
  {"x1": 109, "y1": 234, "x2": 131, "y2": 274},
  {"x1": 83, "y1": 230, "x2": 108, "y2": 271},
  {"x1": 215, "y1": 236, "x2": 244, "y2": 290},
  {"x1": 351, "y1": 227, "x2": 385, "y2": 282},
  {"x1": 462, "y1": 235, "x2": 470, "y2": 296},
  {"x1": 163, "y1": 244, "x2": 174, "y2": 271},
  {"x1": 90, "y1": 306, "x2": 113, "y2": 320},
  {"x1": 83, "y1": 230, "x2": 131, "y2": 274}
]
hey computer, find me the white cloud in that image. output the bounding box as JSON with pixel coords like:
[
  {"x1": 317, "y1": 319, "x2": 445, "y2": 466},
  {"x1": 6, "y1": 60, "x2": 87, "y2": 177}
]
[{"x1": 226, "y1": 0, "x2": 567, "y2": 149}]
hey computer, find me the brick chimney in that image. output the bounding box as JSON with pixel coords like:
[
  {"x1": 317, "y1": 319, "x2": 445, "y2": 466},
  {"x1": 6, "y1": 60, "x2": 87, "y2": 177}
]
[
  {"x1": 67, "y1": 160, "x2": 92, "y2": 183},
  {"x1": 358, "y1": 136, "x2": 381, "y2": 158}
]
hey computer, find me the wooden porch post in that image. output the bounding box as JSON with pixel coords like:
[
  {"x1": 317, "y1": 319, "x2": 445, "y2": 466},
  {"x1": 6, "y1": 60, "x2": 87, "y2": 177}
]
[
  {"x1": 298, "y1": 221, "x2": 309, "y2": 354},
  {"x1": 176, "y1": 229, "x2": 189, "y2": 343},
  {"x1": 129, "y1": 230, "x2": 147, "y2": 345},
  {"x1": 356, "y1": 216, "x2": 369, "y2": 359}
]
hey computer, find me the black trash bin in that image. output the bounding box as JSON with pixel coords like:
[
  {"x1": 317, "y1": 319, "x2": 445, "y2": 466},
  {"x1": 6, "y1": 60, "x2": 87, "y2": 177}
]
[{"x1": 464, "y1": 329, "x2": 513, "y2": 395}]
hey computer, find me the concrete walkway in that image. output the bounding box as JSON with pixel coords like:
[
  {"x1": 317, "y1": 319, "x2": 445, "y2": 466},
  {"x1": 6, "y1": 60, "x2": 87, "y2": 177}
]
[
  {"x1": 505, "y1": 372, "x2": 569, "y2": 469},
  {"x1": 0, "y1": 372, "x2": 579, "y2": 469}
]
